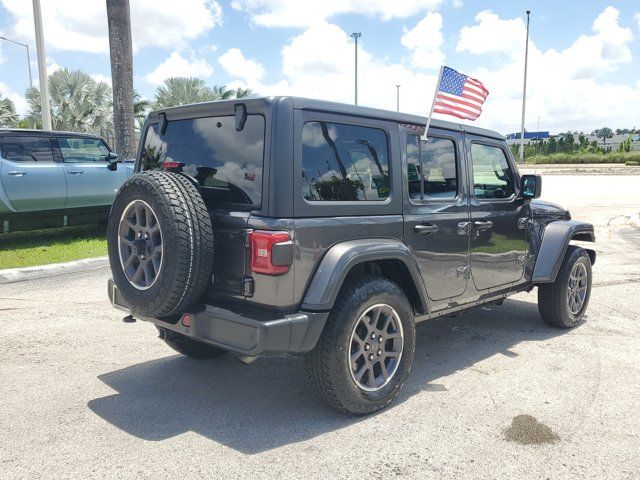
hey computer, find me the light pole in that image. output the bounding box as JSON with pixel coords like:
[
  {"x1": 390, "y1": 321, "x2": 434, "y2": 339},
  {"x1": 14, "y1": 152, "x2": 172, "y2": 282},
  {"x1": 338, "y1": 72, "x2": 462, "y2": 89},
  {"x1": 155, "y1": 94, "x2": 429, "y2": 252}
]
[
  {"x1": 350, "y1": 32, "x2": 361, "y2": 105},
  {"x1": 395, "y1": 84, "x2": 400, "y2": 112},
  {"x1": 0, "y1": 36, "x2": 33, "y2": 88},
  {"x1": 519, "y1": 10, "x2": 531, "y2": 163},
  {"x1": 32, "y1": 0, "x2": 52, "y2": 130}
]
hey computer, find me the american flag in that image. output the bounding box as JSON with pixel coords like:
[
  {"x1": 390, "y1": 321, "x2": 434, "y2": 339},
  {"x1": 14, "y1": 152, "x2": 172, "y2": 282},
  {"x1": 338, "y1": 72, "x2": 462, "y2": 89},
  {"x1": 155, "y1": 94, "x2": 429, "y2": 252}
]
[{"x1": 433, "y1": 66, "x2": 489, "y2": 121}]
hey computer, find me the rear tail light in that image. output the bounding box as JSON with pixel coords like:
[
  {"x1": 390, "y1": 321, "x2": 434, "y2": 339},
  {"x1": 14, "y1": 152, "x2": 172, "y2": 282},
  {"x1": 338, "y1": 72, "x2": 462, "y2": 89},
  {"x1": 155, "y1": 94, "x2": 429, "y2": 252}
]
[
  {"x1": 162, "y1": 160, "x2": 184, "y2": 170},
  {"x1": 249, "y1": 230, "x2": 291, "y2": 275}
]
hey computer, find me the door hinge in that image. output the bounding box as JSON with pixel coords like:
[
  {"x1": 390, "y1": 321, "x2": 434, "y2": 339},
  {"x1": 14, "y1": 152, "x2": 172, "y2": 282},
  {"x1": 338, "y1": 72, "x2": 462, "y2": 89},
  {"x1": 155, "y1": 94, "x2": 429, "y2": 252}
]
[
  {"x1": 456, "y1": 265, "x2": 471, "y2": 279},
  {"x1": 518, "y1": 217, "x2": 530, "y2": 230},
  {"x1": 517, "y1": 253, "x2": 535, "y2": 267}
]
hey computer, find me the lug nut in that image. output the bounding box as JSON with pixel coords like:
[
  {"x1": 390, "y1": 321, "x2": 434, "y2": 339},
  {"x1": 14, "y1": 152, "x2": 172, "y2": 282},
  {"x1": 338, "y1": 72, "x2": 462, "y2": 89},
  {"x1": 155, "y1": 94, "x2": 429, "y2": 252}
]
[
  {"x1": 368, "y1": 354, "x2": 374, "y2": 361},
  {"x1": 364, "y1": 343, "x2": 370, "y2": 351},
  {"x1": 371, "y1": 333, "x2": 376, "y2": 339},
  {"x1": 377, "y1": 349, "x2": 381, "y2": 356},
  {"x1": 379, "y1": 335, "x2": 383, "y2": 342}
]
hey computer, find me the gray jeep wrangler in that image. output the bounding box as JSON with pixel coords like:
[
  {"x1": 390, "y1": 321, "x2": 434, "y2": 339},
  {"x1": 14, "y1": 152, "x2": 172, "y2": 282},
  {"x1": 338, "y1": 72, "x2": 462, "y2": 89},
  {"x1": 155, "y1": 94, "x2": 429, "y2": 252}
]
[{"x1": 107, "y1": 97, "x2": 595, "y2": 414}]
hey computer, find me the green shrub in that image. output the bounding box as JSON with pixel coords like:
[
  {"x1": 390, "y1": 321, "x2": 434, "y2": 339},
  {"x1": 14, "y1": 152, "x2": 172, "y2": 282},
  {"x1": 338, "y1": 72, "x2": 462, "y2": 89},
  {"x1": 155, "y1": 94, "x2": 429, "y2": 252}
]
[
  {"x1": 525, "y1": 152, "x2": 640, "y2": 164},
  {"x1": 626, "y1": 160, "x2": 640, "y2": 166}
]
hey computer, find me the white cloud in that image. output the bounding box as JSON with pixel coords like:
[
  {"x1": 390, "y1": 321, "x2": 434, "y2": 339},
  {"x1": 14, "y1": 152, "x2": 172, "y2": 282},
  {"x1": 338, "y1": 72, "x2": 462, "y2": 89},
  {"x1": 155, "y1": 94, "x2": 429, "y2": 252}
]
[
  {"x1": 636, "y1": 12, "x2": 640, "y2": 29},
  {"x1": 0, "y1": 80, "x2": 28, "y2": 115},
  {"x1": 91, "y1": 73, "x2": 112, "y2": 85},
  {"x1": 226, "y1": 21, "x2": 439, "y2": 116},
  {"x1": 225, "y1": 8, "x2": 639, "y2": 135},
  {"x1": 0, "y1": 0, "x2": 223, "y2": 54},
  {"x1": 456, "y1": 7, "x2": 638, "y2": 132},
  {"x1": 218, "y1": 48, "x2": 265, "y2": 83},
  {"x1": 145, "y1": 52, "x2": 214, "y2": 85},
  {"x1": 457, "y1": 10, "x2": 526, "y2": 58},
  {"x1": 401, "y1": 12, "x2": 444, "y2": 69},
  {"x1": 231, "y1": 0, "x2": 442, "y2": 28}
]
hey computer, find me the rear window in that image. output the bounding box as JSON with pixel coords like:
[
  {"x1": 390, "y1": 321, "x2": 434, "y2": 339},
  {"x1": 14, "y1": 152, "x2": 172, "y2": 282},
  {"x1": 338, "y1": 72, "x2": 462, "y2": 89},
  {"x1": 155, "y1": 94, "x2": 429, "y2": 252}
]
[
  {"x1": 141, "y1": 115, "x2": 265, "y2": 205},
  {"x1": 301, "y1": 121, "x2": 390, "y2": 202},
  {"x1": 1, "y1": 136, "x2": 54, "y2": 162}
]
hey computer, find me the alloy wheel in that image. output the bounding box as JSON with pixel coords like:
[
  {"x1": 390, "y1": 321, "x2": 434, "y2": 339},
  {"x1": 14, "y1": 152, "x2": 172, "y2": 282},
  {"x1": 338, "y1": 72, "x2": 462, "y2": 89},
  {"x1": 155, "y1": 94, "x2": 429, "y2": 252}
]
[{"x1": 349, "y1": 303, "x2": 404, "y2": 392}]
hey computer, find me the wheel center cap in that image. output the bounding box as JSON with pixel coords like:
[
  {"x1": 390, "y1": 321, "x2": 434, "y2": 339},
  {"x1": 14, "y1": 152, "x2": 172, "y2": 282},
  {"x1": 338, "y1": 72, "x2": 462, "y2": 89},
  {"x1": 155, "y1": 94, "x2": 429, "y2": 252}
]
[{"x1": 133, "y1": 238, "x2": 147, "y2": 255}]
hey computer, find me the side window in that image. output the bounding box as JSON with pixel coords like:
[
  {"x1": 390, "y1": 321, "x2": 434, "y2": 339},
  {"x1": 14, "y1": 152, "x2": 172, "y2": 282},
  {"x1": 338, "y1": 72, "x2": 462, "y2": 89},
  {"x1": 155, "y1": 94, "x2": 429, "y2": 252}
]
[
  {"x1": 471, "y1": 143, "x2": 515, "y2": 199},
  {"x1": 58, "y1": 137, "x2": 110, "y2": 163},
  {"x1": 0, "y1": 136, "x2": 54, "y2": 162},
  {"x1": 301, "y1": 121, "x2": 390, "y2": 201},
  {"x1": 406, "y1": 135, "x2": 458, "y2": 201}
]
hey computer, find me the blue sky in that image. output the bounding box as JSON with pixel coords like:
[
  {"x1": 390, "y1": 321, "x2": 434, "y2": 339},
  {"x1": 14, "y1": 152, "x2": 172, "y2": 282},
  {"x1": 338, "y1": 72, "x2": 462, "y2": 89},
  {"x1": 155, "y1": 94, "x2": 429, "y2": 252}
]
[{"x1": 1, "y1": 0, "x2": 639, "y2": 134}]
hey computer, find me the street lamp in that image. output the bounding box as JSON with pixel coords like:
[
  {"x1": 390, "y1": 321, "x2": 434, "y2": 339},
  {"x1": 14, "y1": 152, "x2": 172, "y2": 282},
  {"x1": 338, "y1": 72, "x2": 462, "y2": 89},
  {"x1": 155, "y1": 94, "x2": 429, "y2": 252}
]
[
  {"x1": 395, "y1": 84, "x2": 401, "y2": 112},
  {"x1": 350, "y1": 32, "x2": 361, "y2": 105},
  {"x1": 0, "y1": 36, "x2": 33, "y2": 88}
]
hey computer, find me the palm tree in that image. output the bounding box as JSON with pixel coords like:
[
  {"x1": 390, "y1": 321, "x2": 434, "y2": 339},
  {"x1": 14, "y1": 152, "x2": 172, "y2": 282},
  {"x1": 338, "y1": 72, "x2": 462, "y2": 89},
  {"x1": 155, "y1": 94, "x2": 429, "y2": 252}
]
[
  {"x1": 26, "y1": 68, "x2": 113, "y2": 137},
  {"x1": 133, "y1": 90, "x2": 151, "y2": 130},
  {"x1": 0, "y1": 95, "x2": 19, "y2": 127},
  {"x1": 107, "y1": 0, "x2": 136, "y2": 159},
  {"x1": 152, "y1": 77, "x2": 255, "y2": 109}
]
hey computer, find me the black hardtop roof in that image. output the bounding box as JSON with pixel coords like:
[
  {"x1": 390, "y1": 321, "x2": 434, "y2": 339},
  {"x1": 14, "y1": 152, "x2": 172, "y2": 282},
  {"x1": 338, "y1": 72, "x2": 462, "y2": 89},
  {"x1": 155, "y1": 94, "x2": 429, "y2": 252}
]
[
  {"x1": 0, "y1": 128, "x2": 104, "y2": 139},
  {"x1": 148, "y1": 96, "x2": 503, "y2": 140}
]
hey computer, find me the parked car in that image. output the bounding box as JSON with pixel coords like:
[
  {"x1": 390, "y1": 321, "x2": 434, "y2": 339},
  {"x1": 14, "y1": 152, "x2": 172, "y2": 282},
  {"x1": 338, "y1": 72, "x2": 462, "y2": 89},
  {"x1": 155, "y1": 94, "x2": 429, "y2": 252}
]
[
  {"x1": 0, "y1": 129, "x2": 133, "y2": 232},
  {"x1": 106, "y1": 97, "x2": 595, "y2": 414}
]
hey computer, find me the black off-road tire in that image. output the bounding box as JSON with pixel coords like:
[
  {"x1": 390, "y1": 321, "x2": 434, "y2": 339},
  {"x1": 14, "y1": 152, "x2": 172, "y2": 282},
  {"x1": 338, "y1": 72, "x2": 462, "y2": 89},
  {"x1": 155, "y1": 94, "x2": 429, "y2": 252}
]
[
  {"x1": 538, "y1": 246, "x2": 592, "y2": 328},
  {"x1": 304, "y1": 277, "x2": 416, "y2": 415},
  {"x1": 107, "y1": 171, "x2": 214, "y2": 318},
  {"x1": 159, "y1": 329, "x2": 226, "y2": 359}
]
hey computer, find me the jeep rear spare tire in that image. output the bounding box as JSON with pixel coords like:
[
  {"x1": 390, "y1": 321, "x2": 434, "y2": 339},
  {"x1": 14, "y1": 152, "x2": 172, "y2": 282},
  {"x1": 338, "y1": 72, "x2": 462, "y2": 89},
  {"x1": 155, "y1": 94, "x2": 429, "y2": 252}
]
[{"x1": 107, "y1": 171, "x2": 214, "y2": 318}]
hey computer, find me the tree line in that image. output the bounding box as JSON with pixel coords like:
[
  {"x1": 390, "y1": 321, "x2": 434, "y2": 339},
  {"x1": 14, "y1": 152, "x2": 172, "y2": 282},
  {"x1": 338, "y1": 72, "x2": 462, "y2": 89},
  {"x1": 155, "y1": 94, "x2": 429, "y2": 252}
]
[{"x1": 0, "y1": 68, "x2": 252, "y2": 138}]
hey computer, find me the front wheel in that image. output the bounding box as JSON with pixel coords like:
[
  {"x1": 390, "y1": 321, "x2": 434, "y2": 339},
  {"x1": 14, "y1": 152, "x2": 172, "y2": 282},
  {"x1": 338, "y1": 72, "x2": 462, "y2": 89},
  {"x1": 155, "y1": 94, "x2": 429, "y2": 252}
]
[
  {"x1": 538, "y1": 246, "x2": 592, "y2": 328},
  {"x1": 305, "y1": 277, "x2": 416, "y2": 415}
]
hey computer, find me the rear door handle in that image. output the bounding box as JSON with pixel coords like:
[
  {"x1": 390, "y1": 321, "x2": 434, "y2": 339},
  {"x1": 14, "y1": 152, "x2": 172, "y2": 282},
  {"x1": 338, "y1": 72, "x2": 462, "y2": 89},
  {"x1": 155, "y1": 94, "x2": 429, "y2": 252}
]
[
  {"x1": 474, "y1": 220, "x2": 494, "y2": 232},
  {"x1": 8, "y1": 171, "x2": 27, "y2": 177},
  {"x1": 414, "y1": 223, "x2": 439, "y2": 236},
  {"x1": 68, "y1": 170, "x2": 84, "y2": 175}
]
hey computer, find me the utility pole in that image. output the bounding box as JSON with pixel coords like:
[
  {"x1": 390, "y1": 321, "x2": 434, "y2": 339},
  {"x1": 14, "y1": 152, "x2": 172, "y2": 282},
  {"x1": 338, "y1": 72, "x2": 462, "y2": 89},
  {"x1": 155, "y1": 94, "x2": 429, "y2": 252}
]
[
  {"x1": 32, "y1": 0, "x2": 52, "y2": 130},
  {"x1": 395, "y1": 84, "x2": 400, "y2": 112},
  {"x1": 0, "y1": 36, "x2": 32, "y2": 88},
  {"x1": 519, "y1": 10, "x2": 531, "y2": 163},
  {"x1": 350, "y1": 32, "x2": 361, "y2": 105}
]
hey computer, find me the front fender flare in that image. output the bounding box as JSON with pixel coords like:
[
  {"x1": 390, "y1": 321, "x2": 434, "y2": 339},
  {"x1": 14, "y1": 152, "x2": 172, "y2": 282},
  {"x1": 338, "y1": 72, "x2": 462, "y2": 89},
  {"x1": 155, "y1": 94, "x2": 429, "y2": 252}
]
[
  {"x1": 532, "y1": 220, "x2": 595, "y2": 283},
  {"x1": 301, "y1": 238, "x2": 429, "y2": 312}
]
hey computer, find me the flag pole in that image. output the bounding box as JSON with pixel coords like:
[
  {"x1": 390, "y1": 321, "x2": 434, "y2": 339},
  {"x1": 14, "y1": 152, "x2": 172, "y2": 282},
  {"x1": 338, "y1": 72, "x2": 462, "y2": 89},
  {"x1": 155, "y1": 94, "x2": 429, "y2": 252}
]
[{"x1": 422, "y1": 65, "x2": 444, "y2": 141}]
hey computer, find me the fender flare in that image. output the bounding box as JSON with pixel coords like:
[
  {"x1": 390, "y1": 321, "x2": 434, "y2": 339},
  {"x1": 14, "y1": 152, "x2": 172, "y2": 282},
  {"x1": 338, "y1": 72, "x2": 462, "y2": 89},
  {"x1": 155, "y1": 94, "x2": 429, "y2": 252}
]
[
  {"x1": 301, "y1": 238, "x2": 430, "y2": 312},
  {"x1": 532, "y1": 220, "x2": 595, "y2": 283}
]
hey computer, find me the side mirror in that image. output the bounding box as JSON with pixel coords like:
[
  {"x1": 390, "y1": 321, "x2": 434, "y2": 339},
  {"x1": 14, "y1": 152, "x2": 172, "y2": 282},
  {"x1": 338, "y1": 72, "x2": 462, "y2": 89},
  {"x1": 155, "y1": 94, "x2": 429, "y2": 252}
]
[
  {"x1": 107, "y1": 152, "x2": 118, "y2": 171},
  {"x1": 520, "y1": 174, "x2": 541, "y2": 199}
]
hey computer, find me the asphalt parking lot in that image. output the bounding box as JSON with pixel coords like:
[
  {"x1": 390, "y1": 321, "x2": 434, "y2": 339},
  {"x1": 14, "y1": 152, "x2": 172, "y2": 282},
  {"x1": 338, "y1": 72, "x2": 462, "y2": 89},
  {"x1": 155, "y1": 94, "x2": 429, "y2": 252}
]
[{"x1": 1, "y1": 175, "x2": 639, "y2": 479}]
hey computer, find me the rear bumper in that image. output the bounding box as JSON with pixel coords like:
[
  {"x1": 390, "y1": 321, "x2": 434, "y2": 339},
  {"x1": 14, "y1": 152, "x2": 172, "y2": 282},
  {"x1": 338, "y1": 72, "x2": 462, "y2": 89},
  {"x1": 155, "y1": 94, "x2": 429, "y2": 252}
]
[{"x1": 107, "y1": 279, "x2": 328, "y2": 356}]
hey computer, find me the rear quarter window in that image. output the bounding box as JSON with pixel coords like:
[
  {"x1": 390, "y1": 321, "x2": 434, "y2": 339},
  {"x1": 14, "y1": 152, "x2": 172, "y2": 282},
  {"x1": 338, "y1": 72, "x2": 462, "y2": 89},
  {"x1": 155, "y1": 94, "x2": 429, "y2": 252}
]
[
  {"x1": 301, "y1": 121, "x2": 390, "y2": 202},
  {"x1": 140, "y1": 115, "x2": 265, "y2": 205}
]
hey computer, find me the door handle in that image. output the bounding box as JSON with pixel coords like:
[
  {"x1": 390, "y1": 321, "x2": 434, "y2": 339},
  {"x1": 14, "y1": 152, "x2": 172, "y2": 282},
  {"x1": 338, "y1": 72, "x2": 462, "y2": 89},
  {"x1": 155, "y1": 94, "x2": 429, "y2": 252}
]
[
  {"x1": 414, "y1": 223, "x2": 439, "y2": 236},
  {"x1": 474, "y1": 220, "x2": 493, "y2": 232},
  {"x1": 8, "y1": 171, "x2": 27, "y2": 177},
  {"x1": 68, "y1": 170, "x2": 84, "y2": 175}
]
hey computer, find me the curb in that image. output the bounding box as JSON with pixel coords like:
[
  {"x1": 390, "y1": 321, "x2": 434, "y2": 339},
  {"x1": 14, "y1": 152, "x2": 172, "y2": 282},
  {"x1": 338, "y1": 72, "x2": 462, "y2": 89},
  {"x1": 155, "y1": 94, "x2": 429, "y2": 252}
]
[{"x1": 0, "y1": 256, "x2": 109, "y2": 285}]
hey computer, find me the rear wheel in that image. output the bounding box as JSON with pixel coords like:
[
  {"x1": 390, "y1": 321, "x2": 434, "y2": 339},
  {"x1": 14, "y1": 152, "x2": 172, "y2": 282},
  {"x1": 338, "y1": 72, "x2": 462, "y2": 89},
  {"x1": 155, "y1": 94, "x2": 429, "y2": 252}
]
[
  {"x1": 159, "y1": 328, "x2": 226, "y2": 359},
  {"x1": 305, "y1": 277, "x2": 415, "y2": 415},
  {"x1": 538, "y1": 246, "x2": 592, "y2": 328}
]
